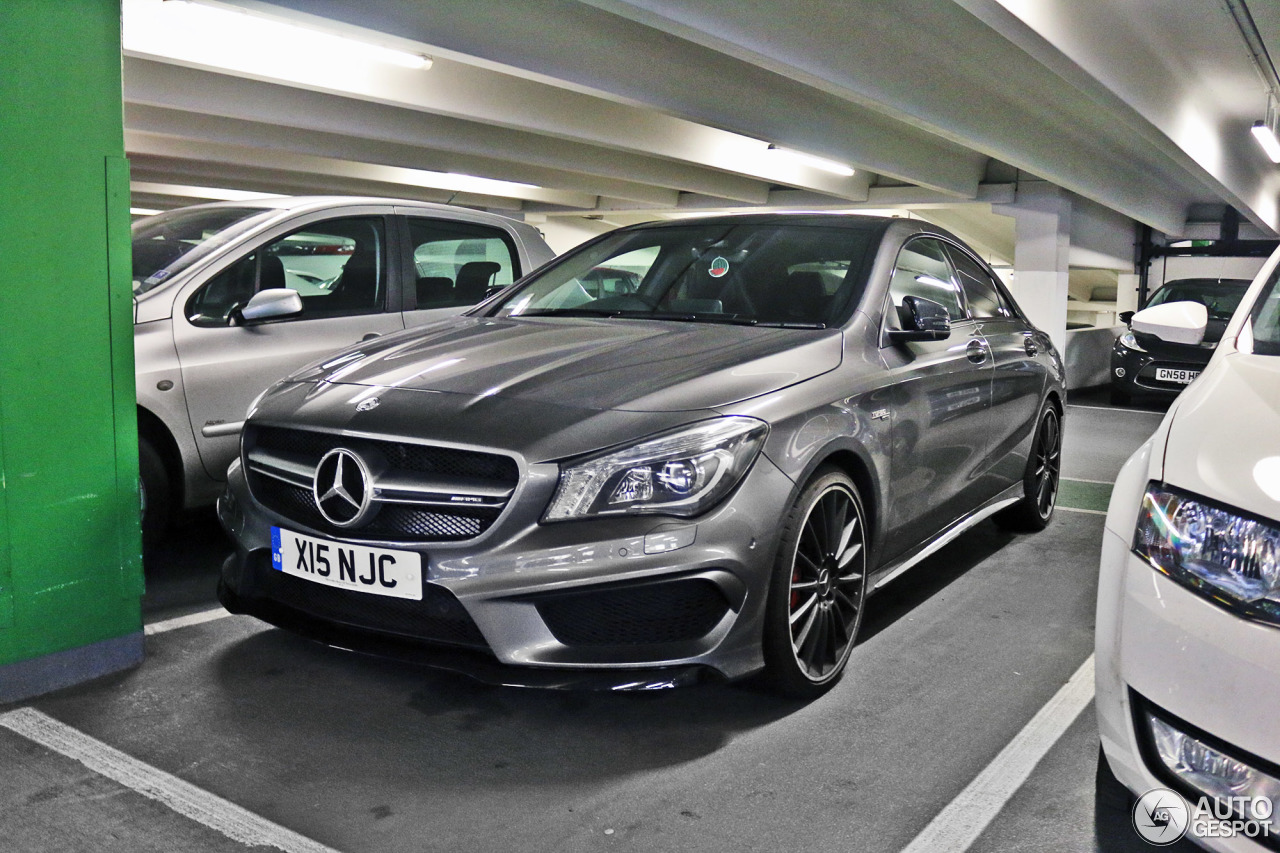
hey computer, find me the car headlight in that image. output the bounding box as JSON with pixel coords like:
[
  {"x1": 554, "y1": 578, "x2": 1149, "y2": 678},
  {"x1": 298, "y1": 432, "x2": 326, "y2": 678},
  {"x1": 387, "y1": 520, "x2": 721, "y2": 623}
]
[
  {"x1": 544, "y1": 417, "x2": 769, "y2": 521},
  {"x1": 1118, "y1": 331, "x2": 1146, "y2": 352},
  {"x1": 1134, "y1": 484, "x2": 1280, "y2": 624}
]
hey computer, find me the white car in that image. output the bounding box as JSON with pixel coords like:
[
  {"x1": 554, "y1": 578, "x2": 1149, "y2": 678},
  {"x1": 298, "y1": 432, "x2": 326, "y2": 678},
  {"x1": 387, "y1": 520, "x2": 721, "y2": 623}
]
[{"x1": 1097, "y1": 245, "x2": 1280, "y2": 849}]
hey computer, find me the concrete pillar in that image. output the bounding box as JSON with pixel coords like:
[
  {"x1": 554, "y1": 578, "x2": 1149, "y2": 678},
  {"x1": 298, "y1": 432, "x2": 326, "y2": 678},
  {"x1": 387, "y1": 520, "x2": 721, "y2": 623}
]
[
  {"x1": 1000, "y1": 182, "x2": 1072, "y2": 355},
  {"x1": 0, "y1": 0, "x2": 143, "y2": 703},
  {"x1": 1116, "y1": 273, "x2": 1141, "y2": 314}
]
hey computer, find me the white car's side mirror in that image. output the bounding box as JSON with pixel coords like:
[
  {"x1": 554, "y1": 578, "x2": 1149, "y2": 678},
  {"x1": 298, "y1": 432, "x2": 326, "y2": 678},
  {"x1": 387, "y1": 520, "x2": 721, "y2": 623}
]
[{"x1": 1131, "y1": 300, "x2": 1208, "y2": 346}]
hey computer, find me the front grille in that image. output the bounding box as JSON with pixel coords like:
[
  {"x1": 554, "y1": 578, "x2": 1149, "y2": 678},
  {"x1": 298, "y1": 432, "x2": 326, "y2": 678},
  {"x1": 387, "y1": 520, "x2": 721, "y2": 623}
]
[
  {"x1": 247, "y1": 552, "x2": 488, "y2": 650},
  {"x1": 536, "y1": 579, "x2": 730, "y2": 647},
  {"x1": 251, "y1": 476, "x2": 491, "y2": 541},
  {"x1": 255, "y1": 427, "x2": 517, "y2": 481},
  {"x1": 244, "y1": 426, "x2": 517, "y2": 543}
]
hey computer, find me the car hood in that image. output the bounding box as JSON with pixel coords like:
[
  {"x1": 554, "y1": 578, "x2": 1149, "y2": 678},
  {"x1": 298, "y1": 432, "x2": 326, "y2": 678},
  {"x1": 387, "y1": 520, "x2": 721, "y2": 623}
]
[
  {"x1": 301, "y1": 316, "x2": 843, "y2": 412},
  {"x1": 1163, "y1": 352, "x2": 1280, "y2": 520}
]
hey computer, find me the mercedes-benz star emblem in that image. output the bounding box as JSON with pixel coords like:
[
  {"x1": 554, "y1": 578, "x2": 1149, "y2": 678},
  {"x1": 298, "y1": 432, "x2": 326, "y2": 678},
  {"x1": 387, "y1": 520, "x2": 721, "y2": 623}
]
[{"x1": 313, "y1": 448, "x2": 375, "y2": 528}]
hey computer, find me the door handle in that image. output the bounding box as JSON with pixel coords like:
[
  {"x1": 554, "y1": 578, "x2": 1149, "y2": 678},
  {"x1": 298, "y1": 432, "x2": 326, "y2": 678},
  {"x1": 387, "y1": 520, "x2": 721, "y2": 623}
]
[
  {"x1": 966, "y1": 338, "x2": 988, "y2": 364},
  {"x1": 361, "y1": 333, "x2": 381, "y2": 341}
]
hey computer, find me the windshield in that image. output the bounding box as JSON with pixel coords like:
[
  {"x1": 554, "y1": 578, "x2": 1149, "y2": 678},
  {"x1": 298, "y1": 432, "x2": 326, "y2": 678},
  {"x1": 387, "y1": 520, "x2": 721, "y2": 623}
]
[
  {"x1": 131, "y1": 206, "x2": 274, "y2": 295},
  {"x1": 490, "y1": 223, "x2": 876, "y2": 328},
  {"x1": 1248, "y1": 265, "x2": 1280, "y2": 356},
  {"x1": 1147, "y1": 278, "x2": 1251, "y2": 321}
]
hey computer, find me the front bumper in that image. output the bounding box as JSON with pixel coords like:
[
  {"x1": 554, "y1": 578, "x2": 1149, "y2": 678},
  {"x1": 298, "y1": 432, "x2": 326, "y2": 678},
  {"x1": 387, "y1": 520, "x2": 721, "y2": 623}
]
[
  {"x1": 1097, "y1": 527, "x2": 1280, "y2": 851},
  {"x1": 1110, "y1": 341, "x2": 1208, "y2": 399},
  {"x1": 219, "y1": 449, "x2": 797, "y2": 685}
]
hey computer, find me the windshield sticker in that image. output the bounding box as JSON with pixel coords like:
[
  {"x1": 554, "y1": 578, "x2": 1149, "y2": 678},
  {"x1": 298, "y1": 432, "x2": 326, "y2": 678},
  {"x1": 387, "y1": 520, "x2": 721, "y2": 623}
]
[
  {"x1": 143, "y1": 269, "x2": 171, "y2": 286},
  {"x1": 708, "y1": 256, "x2": 730, "y2": 278}
]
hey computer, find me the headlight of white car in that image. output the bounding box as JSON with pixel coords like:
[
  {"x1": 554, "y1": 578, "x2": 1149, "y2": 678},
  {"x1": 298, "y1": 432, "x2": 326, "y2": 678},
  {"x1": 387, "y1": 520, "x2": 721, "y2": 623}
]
[
  {"x1": 544, "y1": 417, "x2": 769, "y2": 521},
  {"x1": 1134, "y1": 484, "x2": 1280, "y2": 622}
]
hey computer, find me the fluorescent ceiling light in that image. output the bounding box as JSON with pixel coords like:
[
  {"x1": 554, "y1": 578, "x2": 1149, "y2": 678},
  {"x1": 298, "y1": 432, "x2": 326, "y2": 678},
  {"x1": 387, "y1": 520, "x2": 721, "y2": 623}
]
[
  {"x1": 125, "y1": 0, "x2": 432, "y2": 87},
  {"x1": 767, "y1": 145, "x2": 856, "y2": 177},
  {"x1": 1252, "y1": 120, "x2": 1280, "y2": 164},
  {"x1": 130, "y1": 207, "x2": 162, "y2": 216},
  {"x1": 131, "y1": 181, "x2": 283, "y2": 201}
]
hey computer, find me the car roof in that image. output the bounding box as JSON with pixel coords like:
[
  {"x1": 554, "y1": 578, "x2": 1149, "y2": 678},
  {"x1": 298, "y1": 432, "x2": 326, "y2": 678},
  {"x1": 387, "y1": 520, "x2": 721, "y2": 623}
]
[
  {"x1": 161, "y1": 195, "x2": 524, "y2": 222},
  {"x1": 1154, "y1": 277, "x2": 1253, "y2": 289},
  {"x1": 613, "y1": 211, "x2": 903, "y2": 232}
]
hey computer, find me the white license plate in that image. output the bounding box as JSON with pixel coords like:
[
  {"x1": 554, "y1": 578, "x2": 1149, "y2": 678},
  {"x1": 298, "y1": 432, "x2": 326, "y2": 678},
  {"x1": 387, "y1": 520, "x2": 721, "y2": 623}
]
[
  {"x1": 272, "y1": 527, "x2": 422, "y2": 600},
  {"x1": 1155, "y1": 367, "x2": 1200, "y2": 385}
]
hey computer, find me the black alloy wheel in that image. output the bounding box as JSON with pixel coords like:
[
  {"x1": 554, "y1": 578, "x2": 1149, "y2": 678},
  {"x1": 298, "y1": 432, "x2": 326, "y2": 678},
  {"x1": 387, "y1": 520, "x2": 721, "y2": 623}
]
[
  {"x1": 763, "y1": 467, "x2": 868, "y2": 698},
  {"x1": 995, "y1": 403, "x2": 1062, "y2": 532}
]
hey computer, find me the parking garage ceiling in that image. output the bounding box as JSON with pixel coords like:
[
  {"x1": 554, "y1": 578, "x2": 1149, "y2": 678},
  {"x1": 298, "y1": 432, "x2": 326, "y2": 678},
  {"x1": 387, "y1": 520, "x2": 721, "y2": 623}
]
[{"x1": 122, "y1": 0, "x2": 1280, "y2": 259}]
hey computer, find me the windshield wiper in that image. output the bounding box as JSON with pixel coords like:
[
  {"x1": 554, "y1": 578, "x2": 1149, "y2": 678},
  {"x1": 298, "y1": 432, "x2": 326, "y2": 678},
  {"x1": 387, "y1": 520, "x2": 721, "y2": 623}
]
[
  {"x1": 518, "y1": 308, "x2": 629, "y2": 318},
  {"x1": 517, "y1": 308, "x2": 825, "y2": 329},
  {"x1": 647, "y1": 312, "x2": 759, "y2": 326}
]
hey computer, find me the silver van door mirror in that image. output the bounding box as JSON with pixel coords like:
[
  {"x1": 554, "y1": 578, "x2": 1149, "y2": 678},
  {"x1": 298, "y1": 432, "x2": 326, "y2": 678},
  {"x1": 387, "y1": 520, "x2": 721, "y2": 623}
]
[{"x1": 232, "y1": 288, "x2": 303, "y2": 326}]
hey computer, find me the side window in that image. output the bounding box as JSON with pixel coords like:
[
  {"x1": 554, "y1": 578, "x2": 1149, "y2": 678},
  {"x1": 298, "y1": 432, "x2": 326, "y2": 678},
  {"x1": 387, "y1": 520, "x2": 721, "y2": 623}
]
[
  {"x1": 408, "y1": 218, "x2": 519, "y2": 309},
  {"x1": 186, "y1": 216, "x2": 387, "y2": 327},
  {"x1": 887, "y1": 237, "x2": 963, "y2": 328},
  {"x1": 946, "y1": 244, "x2": 1009, "y2": 319}
]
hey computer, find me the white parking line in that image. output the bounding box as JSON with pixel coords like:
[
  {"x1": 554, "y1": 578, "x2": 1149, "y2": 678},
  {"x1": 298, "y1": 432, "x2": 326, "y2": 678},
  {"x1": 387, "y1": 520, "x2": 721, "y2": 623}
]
[
  {"x1": 0, "y1": 707, "x2": 340, "y2": 853},
  {"x1": 144, "y1": 607, "x2": 234, "y2": 636},
  {"x1": 1066, "y1": 403, "x2": 1164, "y2": 414},
  {"x1": 1062, "y1": 476, "x2": 1114, "y2": 485},
  {"x1": 898, "y1": 655, "x2": 1095, "y2": 853},
  {"x1": 1056, "y1": 506, "x2": 1107, "y2": 516}
]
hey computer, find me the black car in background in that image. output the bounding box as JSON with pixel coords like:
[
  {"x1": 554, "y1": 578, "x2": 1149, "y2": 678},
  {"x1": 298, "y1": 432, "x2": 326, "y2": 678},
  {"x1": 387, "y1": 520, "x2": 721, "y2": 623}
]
[{"x1": 1109, "y1": 277, "x2": 1251, "y2": 405}]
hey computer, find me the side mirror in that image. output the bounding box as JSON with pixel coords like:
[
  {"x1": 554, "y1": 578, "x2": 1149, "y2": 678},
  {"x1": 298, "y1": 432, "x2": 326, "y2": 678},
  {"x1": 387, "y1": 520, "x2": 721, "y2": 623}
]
[
  {"x1": 1130, "y1": 300, "x2": 1207, "y2": 346},
  {"x1": 888, "y1": 295, "x2": 952, "y2": 342},
  {"x1": 231, "y1": 288, "x2": 303, "y2": 326},
  {"x1": 1118, "y1": 310, "x2": 1134, "y2": 325}
]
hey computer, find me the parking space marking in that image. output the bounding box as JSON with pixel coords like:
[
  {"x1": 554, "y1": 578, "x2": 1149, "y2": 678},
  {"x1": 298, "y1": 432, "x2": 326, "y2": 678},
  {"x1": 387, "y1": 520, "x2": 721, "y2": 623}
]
[
  {"x1": 1066, "y1": 404, "x2": 1165, "y2": 415},
  {"x1": 898, "y1": 655, "x2": 1095, "y2": 853},
  {"x1": 1056, "y1": 506, "x2": 1107, "y2": 516},
  {"x1": 145, "y1": 607, "x2": 234, "y2": 635},
  {"x1": 0, "y1": 707, "x2": 340, "y2": 853}
]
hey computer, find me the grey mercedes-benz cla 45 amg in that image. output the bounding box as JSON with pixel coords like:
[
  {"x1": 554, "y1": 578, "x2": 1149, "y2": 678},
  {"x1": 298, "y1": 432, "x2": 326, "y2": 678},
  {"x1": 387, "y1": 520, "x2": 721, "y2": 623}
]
[{"x1": 218, "y1": 214, "x2": 1065, "y2": 697}]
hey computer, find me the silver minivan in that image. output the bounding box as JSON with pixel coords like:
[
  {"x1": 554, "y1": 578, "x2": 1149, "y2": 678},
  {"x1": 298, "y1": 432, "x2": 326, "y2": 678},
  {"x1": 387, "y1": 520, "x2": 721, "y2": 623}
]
[{"x1": 131, "y1": 196, "x2": 556, "y2": 543}]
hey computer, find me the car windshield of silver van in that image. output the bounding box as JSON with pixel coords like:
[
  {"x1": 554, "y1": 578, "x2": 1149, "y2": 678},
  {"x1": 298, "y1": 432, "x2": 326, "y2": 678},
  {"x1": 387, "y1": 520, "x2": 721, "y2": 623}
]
[
  {"x1": 131, "y1": 206, "x2": 274, "y2": 295},
  {"x1": 492, "y1": 222, "x2": 876, "y2": 328}
]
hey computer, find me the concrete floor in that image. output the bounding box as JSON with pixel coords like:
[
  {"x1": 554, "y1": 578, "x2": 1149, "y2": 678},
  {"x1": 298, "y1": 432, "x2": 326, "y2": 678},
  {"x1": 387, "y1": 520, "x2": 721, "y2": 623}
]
[{"x1": 0, "y1": 390, "x2": 1194, "y2": 853}]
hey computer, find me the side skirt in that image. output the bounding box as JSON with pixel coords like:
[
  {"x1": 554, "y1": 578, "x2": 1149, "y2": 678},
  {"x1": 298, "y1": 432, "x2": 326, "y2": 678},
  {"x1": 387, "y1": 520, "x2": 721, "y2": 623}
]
[{"x1": 870, "y1": 485, "x2": 1022, "y2": 592}]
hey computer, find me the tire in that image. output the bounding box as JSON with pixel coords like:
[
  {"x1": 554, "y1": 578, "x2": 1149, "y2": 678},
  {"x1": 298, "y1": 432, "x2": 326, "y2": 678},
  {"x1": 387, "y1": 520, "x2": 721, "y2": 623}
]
[
  {"x1": 1109, "y1": 385, "x2": 1131, "y2": 407},
  {"x1": 762, "y1": 467, "x2": 869, "y2": 699},
  {"x1": 994, "y1": 402, "x2": 1062, "y2": 532},
  {"x1": 138, "y1": 437, "x2": 171, "y2": 551}
]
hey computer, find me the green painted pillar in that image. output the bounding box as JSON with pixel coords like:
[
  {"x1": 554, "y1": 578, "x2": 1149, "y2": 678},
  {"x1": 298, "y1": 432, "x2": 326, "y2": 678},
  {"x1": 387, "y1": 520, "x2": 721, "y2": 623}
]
[{"x1": 0, "y1": 0, "x2": 144, "y2": 702}]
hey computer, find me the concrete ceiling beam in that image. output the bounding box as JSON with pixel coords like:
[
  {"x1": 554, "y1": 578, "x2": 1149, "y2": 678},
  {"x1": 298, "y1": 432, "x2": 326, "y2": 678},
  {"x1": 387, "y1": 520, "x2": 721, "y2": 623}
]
[{"x1": 125, "y1": 105, "x2": 681, "y2": 208}]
